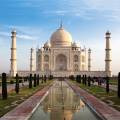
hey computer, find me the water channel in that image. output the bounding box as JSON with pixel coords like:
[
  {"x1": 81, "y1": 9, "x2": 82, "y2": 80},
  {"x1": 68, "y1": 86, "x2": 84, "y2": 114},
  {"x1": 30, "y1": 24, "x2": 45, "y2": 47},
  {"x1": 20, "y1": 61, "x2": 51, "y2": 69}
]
[{"x1": 29, "y1": 80, "x2": 102, "y2": 120}]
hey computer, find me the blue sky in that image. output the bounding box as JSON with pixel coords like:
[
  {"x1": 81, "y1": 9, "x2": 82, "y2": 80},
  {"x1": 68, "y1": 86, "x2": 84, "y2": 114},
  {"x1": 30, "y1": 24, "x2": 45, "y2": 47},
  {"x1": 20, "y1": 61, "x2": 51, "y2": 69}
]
[{"x1": 0, "y1": 0, "x2": 120, "y2": 75}]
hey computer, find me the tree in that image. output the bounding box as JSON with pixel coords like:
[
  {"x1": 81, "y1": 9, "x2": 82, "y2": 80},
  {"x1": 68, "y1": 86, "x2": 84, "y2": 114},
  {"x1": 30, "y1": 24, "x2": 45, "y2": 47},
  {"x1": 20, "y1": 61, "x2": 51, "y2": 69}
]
[
  {"x1": 79, "y1": 75, "x2": 81, "y2": 84},
  {"x1": 118, "y1": 72, "x2": 120, "y2": 97},
  {"x1": 37, "y1": 74, "x2": 40, "y2": 86},
  {"x1": 76, "y1": 75, "x2": 81, "y2": 83},
  {"x1": 34, "y1": 74, "x2": 37, "y2": 87},
  {"x1": 106, "y1": 76, "x2": 109, "y2": 93},
  {"x1": 49, "y1": 75, "x2": 53, "y2": 80},
  {"x1": 76, "y1": 75, "x2": 79, "y2": 83},
  {"x1": 82, "y1": 75, "x2": 84, "y2": 84},
  {"x1": 2, "y1": 73, "x2": 7, "y2": 100},
  {"x1": 84, "y1": 75, "x2": 87, "y2": 86},
  {"x1": 98, "y1": 77, "x2": 102, "y2": 86},
  {"x1": 29, "y1": 74, "x2": 32, "y2": 88},
  {"x1": 44, "y1": 75, "x2": 47, "y2": 83},
  {"x1": 88, "y1": 76, "x2": 91, "y2": 87},
  {"x1": 15, "y1": 74, "x2": 19, "y2": 94},
  {"x1": 41, "y1": 75, "x2": 44, "y2": 83},
  {"x1": 69, "y1": 75, "x2": 75, "y2": 81}
]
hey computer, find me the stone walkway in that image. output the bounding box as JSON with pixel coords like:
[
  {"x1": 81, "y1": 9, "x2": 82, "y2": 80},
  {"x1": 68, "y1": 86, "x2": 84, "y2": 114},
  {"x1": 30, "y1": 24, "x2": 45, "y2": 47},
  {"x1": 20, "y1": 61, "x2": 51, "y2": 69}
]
[
  {"x1": 67, "y1": 81, "x2": 120, "y2": 120},
  {"x1": 0, "y1": 84, "x2": 52, "y2": 120}
]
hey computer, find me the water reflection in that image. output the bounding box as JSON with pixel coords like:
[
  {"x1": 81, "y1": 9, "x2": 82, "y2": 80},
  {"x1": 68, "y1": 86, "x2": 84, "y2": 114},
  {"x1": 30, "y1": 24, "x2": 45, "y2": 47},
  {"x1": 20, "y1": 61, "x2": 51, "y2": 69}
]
[
  {"x1": 42, "y1": 81, "x2": 85, "y2": 120},
  {"x1": 30, "y1": 81, "x2": 101, "y2": 120}
]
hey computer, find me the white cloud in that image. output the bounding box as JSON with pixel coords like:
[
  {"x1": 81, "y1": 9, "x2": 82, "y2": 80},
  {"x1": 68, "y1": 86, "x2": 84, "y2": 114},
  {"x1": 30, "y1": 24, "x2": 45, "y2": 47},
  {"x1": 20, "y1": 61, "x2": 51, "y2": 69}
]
[
  {"x1": 0, "y1": 31, "x2": 35, "y2": 41},
  {"x1": 17, "y1": 34, "x2": 35, "y2": 41},
  {"x1": 42, "y1": 10, "x2": 67, "y2": 16}
]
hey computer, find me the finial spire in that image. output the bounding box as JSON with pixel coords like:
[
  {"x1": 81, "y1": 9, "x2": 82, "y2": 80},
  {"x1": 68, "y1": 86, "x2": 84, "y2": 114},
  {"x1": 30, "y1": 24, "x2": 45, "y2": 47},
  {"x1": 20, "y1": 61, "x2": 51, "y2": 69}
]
[{"x1": 60, "y1": 20, "x2": 63, "y2": 29}]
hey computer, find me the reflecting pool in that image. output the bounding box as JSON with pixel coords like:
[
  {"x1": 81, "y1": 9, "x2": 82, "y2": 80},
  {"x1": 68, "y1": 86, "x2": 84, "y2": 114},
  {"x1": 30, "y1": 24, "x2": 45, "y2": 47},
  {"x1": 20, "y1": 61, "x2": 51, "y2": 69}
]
[{"x1": 29, "y1": 81, "x2": 101, "y2": 120}]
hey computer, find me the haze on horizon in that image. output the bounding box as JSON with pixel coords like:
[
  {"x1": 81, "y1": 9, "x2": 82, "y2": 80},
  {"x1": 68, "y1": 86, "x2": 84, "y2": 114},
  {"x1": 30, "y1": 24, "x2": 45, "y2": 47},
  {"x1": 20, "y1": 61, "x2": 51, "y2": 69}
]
[{"x1": 0, "y1": 0, "x2": 120, "y2": 75}]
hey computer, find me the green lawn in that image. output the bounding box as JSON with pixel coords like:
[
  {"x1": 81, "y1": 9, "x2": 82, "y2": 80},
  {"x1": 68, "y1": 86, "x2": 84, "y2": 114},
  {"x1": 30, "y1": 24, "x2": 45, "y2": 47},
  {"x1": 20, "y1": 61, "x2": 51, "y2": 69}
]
[
  {"x1": 71, "y1": 80, "x2": 120, "y2": 111},
  {"x1": 0, "y1": 80, "x2": 53, "y2": 117},
  {"x1": 109, "y1": 79, "x2": 118, "y2": 85},
  {"x1": 0, "y1": 78, "x2": 17, "y2": 86}
]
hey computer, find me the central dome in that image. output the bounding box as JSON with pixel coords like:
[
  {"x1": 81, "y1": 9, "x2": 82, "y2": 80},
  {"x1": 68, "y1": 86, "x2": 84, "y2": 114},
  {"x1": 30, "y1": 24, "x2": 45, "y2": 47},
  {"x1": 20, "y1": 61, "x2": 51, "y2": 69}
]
[{"x1": 50, "y1": 25, "x2": 72, "y2": 47}]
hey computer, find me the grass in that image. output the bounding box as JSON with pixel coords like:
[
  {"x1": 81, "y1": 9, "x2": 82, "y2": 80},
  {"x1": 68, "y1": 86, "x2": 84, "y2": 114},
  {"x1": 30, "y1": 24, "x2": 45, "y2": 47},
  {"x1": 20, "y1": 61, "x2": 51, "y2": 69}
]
[
  {"x1": 0, "y1": 80, "x2": 53, "y2": 117},
  {"x1": 0, "y1": 78, "x2": 28, "y2": 86},
  {"x1": 0, "y1": 78, "x2": 17, "y2": 86},
  {"x1": 109, "y1": 79, "x2": 118, "y2": 85},
  {"x1": 71, "y1": 80, "x2": 120, "y2": 111}
]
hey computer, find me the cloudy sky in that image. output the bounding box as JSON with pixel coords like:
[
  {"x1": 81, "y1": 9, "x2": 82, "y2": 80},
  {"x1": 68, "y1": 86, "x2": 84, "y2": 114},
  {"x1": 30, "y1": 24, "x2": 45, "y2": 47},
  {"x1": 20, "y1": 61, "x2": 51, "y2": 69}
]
[{"x1": 0, "y1": 0, "x2": 120, "y2": 75}]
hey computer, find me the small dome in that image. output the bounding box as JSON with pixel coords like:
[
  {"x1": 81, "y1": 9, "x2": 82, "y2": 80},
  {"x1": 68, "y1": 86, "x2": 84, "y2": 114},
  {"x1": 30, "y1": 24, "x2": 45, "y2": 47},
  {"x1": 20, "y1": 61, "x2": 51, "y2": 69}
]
[
  {"x1": 50, "y1": 25, "x2": 72, "y2": 47},
  {"x1": 40, "y1": 47, "x2": 44, "y2": 51},
  {"x1": 44, "y1": 41, "x2": 51, "y2": 48},
  {"x1": 88, "y1": 48, "x2": 91, "y2": 52},
  {"x1": 11, "y1": 29, "x2": 16, "y2": 35},
  {"x1": 72, "y1": 42, "x2": 80, "y2": 47},
  {"x1": 106, "y1": 30, "x2": 111, "y2": 35}
]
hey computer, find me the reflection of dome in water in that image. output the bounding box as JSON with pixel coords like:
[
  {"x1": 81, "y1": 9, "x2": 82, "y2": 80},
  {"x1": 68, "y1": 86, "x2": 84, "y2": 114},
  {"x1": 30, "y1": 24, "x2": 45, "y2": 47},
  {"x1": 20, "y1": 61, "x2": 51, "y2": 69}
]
[
  {"x1": 63, "y1": 110, "x2": 73, "y2": 120},
  {"x1": 41, "y1": 81, "x2": 86, "y2": 120},
  {"x1": 50, "y1": 24, "x2": 72, "y2": 47}
]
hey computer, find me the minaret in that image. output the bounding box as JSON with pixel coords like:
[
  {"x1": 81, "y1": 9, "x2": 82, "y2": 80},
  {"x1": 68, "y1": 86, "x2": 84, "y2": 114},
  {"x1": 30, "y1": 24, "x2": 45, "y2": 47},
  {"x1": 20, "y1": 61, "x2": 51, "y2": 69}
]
[
  {"x1": 105, "y1": 31, "x2": 112, "y2": 77},
  {"x1": 30, "y1": 48, "x2": 34, "y2": 72},
  {"x1": 88, "y1": 48, "x2": 91, "y2": 71},
  {"x1": 10, "y1": 30, "x2": 17, "y2": 77}
]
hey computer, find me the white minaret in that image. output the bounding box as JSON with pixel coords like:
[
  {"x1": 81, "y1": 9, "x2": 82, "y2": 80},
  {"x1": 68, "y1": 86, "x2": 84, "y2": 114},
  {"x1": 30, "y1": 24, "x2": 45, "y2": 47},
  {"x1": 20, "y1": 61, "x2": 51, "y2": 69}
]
[
  {"x1": 10, "y1": 30, "x2": 17, "y2": 77},
  {"x1": 88, "y1": 48, "x2": 91, "y2": 71},
  {"x1": 30, "y1": 48, "x2": 34, "y2": 72},
  {"x1": 105, "y1": 31, "x2": 112, "y2": 77}
]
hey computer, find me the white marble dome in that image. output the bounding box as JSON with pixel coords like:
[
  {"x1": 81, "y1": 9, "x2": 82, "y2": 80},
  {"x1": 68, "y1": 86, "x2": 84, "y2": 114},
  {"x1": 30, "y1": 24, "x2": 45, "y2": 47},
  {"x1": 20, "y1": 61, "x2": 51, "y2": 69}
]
[
  {"x1": 72, "y1": 42, "x2": 80, "y2": 47},
  {"x1": 50, "y1": 26, "x2": 72, "y2": 47},
  {"x1": 44, "y1": 41, "x2": 51, "y2": 48}
]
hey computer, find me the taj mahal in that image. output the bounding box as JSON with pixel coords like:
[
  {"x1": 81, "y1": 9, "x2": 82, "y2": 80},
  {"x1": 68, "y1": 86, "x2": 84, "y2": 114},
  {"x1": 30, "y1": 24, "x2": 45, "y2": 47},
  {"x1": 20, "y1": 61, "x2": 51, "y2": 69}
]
[{"x1": 10, "y1": 23, "x2": 112, "y2": 77}]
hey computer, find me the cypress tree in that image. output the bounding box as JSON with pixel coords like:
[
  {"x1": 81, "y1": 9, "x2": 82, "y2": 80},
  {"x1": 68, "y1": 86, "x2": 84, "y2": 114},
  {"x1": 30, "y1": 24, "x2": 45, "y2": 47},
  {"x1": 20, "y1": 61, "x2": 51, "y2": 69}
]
[
  {"x1": 97, "y1": 77, "x2": 100, "y2": 86},
  {"x1": 29, "y1": 74, "x2": 32, "y2": 88},
  {"x1": 44, "y1": 75, "x2": 47, "y2": 83},
  {"x1": 88, "y1": 76, "x2": 91, "y2": 87},
  {"x1": 84, "y1": 75, "x2": 87, "y2": 86},
  {"x1": 37, "y1": 74, "x2": 40, "y2": 85},
  {"x1": 99, "y1": 77, "x2": 102, "y2": 86},
  {"x1": 118, "y1": 72, "x2": 120, "y2": 97},
  {"x1": 106, "y1": 76, "x2": 109, "y2": 93},
  {"x1": 76, "y1": 75, "x2": 79, "y2": 83},
  {"x1": 41, "y1": 75, "x2": 44, "y2": 83},
  {"x1": 49, "y1": 75, "x2": 53, "y2": 80},
  {"x1": 82, "y1": 75, "x2": 84, "y2": 84},
  {"x1": 34, "y1": 74, "x2": 37, "y2": 87},
  {"x1": 70, "y1": 75, "x2": 74, "y2": 81},
  {"x1": 15, "y1": 74, "x2": 19, "y2": 94},
  {"x1": 79, "y1": 75, "x2": 81, "y2": 84},
  {"x1": 2, "y1": 73, "x2": 7, "y2": 100}
]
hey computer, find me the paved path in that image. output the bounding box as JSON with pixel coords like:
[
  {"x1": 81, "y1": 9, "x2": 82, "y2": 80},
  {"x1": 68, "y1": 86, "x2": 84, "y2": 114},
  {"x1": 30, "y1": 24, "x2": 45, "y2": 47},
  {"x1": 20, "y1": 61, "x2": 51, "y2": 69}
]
[
  {"x1": 67, "y1": 81, "x2": 120, "y2": 120},
  {"x1": 0, "y1": 83, "x2": 52, "y2": 120}
]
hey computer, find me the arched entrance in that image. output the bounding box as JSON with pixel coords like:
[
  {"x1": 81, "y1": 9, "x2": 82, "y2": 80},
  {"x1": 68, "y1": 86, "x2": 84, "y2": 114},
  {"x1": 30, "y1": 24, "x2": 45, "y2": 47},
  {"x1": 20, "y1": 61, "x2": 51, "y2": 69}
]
[{"x1": 55, "y1": 54, "x2": 67, "y2": 71}]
